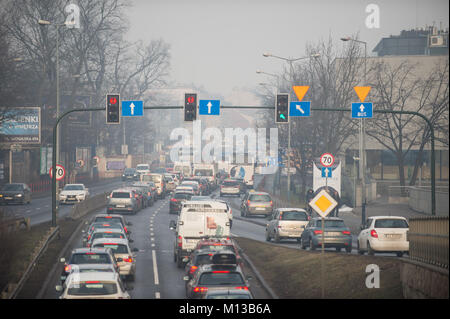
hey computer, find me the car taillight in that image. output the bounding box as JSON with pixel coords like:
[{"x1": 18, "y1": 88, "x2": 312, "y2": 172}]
[
  {"x1": 170, "y1": 198, "x2": 177, "y2": 202},
  {"x1": 270, "y1": 201, "x2": 273, "y2": 206},
  {"x1": 123, "y1": 256, "x2": 133, "y2": 263},
  {"x1": 193, "y1": 287, "x2": 208, "y2": 293},
  {"x1": 342, "y1": 230, "x2": 351, "y2": 235},
  {"x1": 124, "y1": 226, "x2": 128, "y2": 233},
  {"x1": 371, "y1": 229, "x2": 378, "y2": 238},
  {"x1": 247, "y1": 200, "x2": 250, "y2": 206},
  {"x1": 189, "y1": 266, "x2": 198, "y2": 274},
  {"x1": 135, "y1": 194, "x2": 138, "y2": 198},
  {"x1": 64, "y1": 265, "x2": 71, "y2": 272},
  {"x1": 178, "y1": 236, "x2": 183, "y2": 247},
  {"x1": 235, "y1": 286, "x2": 249, "y2": 290},
  {"x1": 148, "y1": 192, "x2": 151, "y2": 196},
  {"x1": 313, "y1": 230, "x2": 322, "y2": 235},
  {"x1": 212, "y1": 271, "x2": 230, "y2": 273},
  {"x1": 87, "y1": 235, "x2": 91, "y2": 241}
]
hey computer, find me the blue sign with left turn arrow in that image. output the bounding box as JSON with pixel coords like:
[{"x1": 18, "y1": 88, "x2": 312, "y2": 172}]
[
  {"x1": 289, "y1": 101, "x2": 311, "y2": 117},
  {"x1": 122, "y1": 101, "x2": 144, "y2": 117}
]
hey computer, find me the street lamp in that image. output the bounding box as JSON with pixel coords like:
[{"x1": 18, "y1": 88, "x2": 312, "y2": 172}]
[
  {"x1": 262, "y1": 52, "x2": 320, "y2": 204},
  {"x1": 341, "y1": 36, "x2": 368, "y2": 225},
  {"x1": 38, "y1": 18, "x2": 69, "y2": 227}
]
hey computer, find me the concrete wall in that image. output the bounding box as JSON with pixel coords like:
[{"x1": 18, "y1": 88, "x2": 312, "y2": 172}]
[
  {"x1": 401, "y1": 259, "x2": 449, "y2": 299},
  {"x1": 409, "y1": 188, "x2": 449, "y2": 216}
]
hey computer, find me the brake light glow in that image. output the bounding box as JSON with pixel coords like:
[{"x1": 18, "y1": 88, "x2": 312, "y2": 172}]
[
  {"x1": 235, "y1": 286, "x2": 249, "y2": 290},
  {"x1": 342, "y1": 231, "x2": 351, "y2": 235},
  {"x1": 123, "y1": 256, "x2": 133, "y2": 263},
  {"x1": 178, "y1": 236, "x2": 183, "y2": 247},
  {"x1": 85, "y1": 281, "x2": 100, "y2": 284},
  {"x1": 212, "y1": 271, "x2": 230, "y2": 273},
  {"x1": 313, "y1": 230, "x2": 323, "y2": 235},
  {"x1": 170, "y1": 198, "x2": 177, "y2": 202},
  {"x1": 189, "y1": 266, "x2": 198, "y2": 274},
  {"x1": 370, "y1": 229, "x2": 378, "y2": 238},
  {"x1": 193, "y1": 287, "x2": 208, "y2": 293},
  {"x1": 105, "y1": 216, "x2": 112, "y2": 218},
  {"x1": 64, "y1": 265, "x2": 71, "y2": 272}
]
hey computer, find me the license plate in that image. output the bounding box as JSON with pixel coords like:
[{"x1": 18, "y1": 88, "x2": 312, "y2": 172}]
[
  {"x1": 256, "y1": 207, "x2": 266, "y2": 211},
  {"x1": 5, "y1": 197, "x2": 13, "y2": 200},
  {"x1": 327, "y1": 232, "x2": 341, "y2": 236},
  {"x1": 116, "y1": 205, "x2": 125, "y2": 208},
  {"x1": 385, "y1": 234, "x2": 401, "y2": 239}
]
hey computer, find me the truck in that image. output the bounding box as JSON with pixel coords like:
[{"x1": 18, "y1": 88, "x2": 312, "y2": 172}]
[
  {"x1": 169, "y1": 201, "x2": 231, "y2": 268},
  {"x1": 173, "y1": 162, "x2": 192, "y2": 177},
  {"x1": 228, "y1": 164, "x2": 255, "y2": 188},
  {"x1": 192, "y1": 163, "x2": 218, "y2": 186}
]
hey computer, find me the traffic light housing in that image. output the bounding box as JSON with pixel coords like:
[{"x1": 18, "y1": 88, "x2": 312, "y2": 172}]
[
  {"x1": 184, "y1": 93, "x2": 197, "y2": 121},
  {"x1": 275, "y1": 93, "x2": 289, "y2": 123},
  {"x1": 106, "y1": 94, "x2": 120, "y2": 124}
]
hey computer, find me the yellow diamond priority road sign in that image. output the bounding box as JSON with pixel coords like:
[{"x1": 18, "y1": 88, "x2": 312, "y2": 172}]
[{"x1": 309, "y1": 189, "x2": 338, "y2": 218}]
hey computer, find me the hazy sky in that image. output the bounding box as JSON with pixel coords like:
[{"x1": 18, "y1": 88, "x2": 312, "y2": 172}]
[{"x1": 126, "y1": 0, "x2": 449, "y2": 101}]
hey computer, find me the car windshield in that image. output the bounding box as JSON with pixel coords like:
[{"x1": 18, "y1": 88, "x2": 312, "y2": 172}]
[
  {"x1": 249, "y1": 194, "x2": 271, "y2": 202},
  {"x1": 124, "y1": 168, "x2": 135, "y2": 173},
  {"x1": 194, "y1": 169, "x2": 213, "y2": 176},
  {"x1": 2, "y1": 184, "x2": 23, "y2": 191},
  {"x1": 94, "y1": 217, "x2": 123, "y2": 225},
  {"x1": 174, "y1": 193, "x2": 192, "y2": 200},
  {"x1": 70, "y1": 253, "x2": 111, "y2": 264},
  {"x1": 194, "y1": 254, "x2": 213, "y2": 265},
  {"x1": 316, "y1": 220, "x2": 346, "y2": 228},
  {"x1": 200, "y1": 245, "x2": 234, "y2": 252},
  {"x1": 64, "y1": 185, "x2": 84, "y2": 190},
  {"x1": 136, "y1": 165, "x2": 149, "y2": 170},
  {"x1": 67, "y1": 282, "x2": 117, "y2": 295},
  {"x1": 374, "y1": 219, "x2": 409, "y2": 228},
  {"x1": 207, "y1": 294, "x2": 251, "y2": 299},
  {"x1": 111, "y1": 192, "x2": 131, "y2": 198},
  {"x1": 92, "y1": 223, "x2": 123, "y2": 231},
  {"x1": 92, "y1": 233, "x2": 125, "y2": 241},
  {"x1": 93, "y1": 243, "x2": 129, "y2": 254},
  {"x1": 142, "y1": 175, "x2": 161, "y2": 183},
  {"x1": 281, "y1": 211, "x2": 308, "y2": 221},
  {"x1": 72, "y1": 268, "x2": 114, "y2": 273},
  {"x1": 223, "y1": 181, "x2": 239, "y2": 187},
  {"x1": 199, "y1": 272, "x2": 245, "y2": 286},
  {"x1": 191, "y1": 196, "x2": 211, "y2": 201}
]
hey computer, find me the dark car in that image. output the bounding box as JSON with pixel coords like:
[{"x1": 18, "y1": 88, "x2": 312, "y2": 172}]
[
  {"x1": 184, "y1": 249, "x2": 215, "y2": 281},
  {"x1": 169, "y1": 192, "x2": 192, "y2": 214},
  {"x1": 131, "y1": 183, "x2": 154, "y2": 207},
  {"x1": 300, "y1": 217, "x2": 352, "y2": 252},
  {"x1": 0, "y1": 183, "x2": 32, "y2": 205},
  {"x1": 122, "y1": 168, "x2": 139, "y2": 181}
]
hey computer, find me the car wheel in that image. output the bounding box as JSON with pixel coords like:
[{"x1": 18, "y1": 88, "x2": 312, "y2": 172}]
[
  {"x1": 300, "y1": 238, "x2": 306, "y2": 249},
  {"x1": 336, "y1": 247, "x2": 342, "y2": 252},
  {"x1": 367, "y1": 242, "x2": 374, "y2": 256},
  {"x1": 346, "y1": 246, "x2": 352, "y2": 253},
  {"x1": 396, "y1": 252, "x2": 403, "y2": 257},
  {"x1": 357, "y1": 241, "x2": 364, "y2": 255},
  {"x1": 274, "y1": 232, "x2": 280, "y2": 243},
  {"x1": 309, "y1": 239, "x2": 316, "y2": 251},
  {"x1": 265, "y1": 230, "x2": 271, "y2": 242}
]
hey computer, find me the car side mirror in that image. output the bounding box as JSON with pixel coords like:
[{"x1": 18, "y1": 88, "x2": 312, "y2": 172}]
[
  {"x1": 132, "y1": 247, "x2": 139, "y2": 252},
  {"x1": 129, "y1": 239, "x2": 134, "y2": 243},
  {"x1": 182, "y1": 257, "x2": 189, "y2": 263},
  {"x1": 55, "y1": 285, "x2": 63, "y2": 292},
  {"x1": 246, "y1": 275, "x2": 253, "y2": 281},
  {"x1": 60, "y1": 258, "x2": 66, "y2": 263},
  {"x1": 169, "y1": 220, "x2": 177, "y2": 230},
  {"x1": 183, "y1": 276, "x2": 190, "y2": 281}
]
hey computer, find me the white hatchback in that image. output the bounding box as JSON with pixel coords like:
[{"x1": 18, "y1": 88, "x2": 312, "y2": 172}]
[
  {"x1": 357, "y1": 216, "x2": 409, "y2": 257},
  {"x1": 56, "y1": 272, "x2": 131, "y2": 299}
]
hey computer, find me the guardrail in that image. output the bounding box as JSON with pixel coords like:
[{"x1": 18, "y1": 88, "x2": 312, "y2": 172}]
[{"x1": 407, "y1": 216, "x2": 449, "y2": 269}]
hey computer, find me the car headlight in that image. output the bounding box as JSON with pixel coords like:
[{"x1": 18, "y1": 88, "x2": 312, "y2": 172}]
[{"x1": 15, "y1": 194, "x2": 23, "y2": 197}]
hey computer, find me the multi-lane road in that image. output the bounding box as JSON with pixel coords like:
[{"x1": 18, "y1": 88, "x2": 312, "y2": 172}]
[{"x1": 3, "y1": 176, "x2": 406, "y2": 299}]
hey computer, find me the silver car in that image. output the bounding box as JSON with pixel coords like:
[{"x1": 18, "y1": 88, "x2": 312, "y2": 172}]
[{"x1": 106, "y1": 189, "x2": 138, "y2": 214}]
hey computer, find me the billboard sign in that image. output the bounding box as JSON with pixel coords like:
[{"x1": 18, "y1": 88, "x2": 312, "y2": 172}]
[{"x1": 0, "y1": 107, "x2": 41, "y2": 144}]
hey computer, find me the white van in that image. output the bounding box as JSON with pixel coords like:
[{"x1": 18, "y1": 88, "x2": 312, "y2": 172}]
[
  {"x1": 169, "y1": 201, "x2": 231, "y2": 268},
  {"x1": 135, "y1": 164, "x2": 150, "y2": 176}
]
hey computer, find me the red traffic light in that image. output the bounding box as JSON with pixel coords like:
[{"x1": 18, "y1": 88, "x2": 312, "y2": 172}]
[{"x1": 109, "y1": 97, "x2": 117, "y2": 105}]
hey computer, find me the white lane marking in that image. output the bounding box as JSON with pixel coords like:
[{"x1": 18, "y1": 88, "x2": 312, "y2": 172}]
[
  {"x1": 150, "y1": 233, "x2": 154, "y2": 236},
  {"x1": 152, "y1": 250, "x2": 159, "y2": 285},
  {"x1": 151, "y1": 237, "x2": 155, "y2": 241},
  {"x1": 155, "y1": 292, "x2": 161, "y2": 299}
]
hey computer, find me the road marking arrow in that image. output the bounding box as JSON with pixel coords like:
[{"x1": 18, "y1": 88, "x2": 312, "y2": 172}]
[{"x1": 296, "y1": 104, "x2": 305, "y2": 114}]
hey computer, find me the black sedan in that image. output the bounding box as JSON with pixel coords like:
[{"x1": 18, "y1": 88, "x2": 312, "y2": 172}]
[{"x1": 0, "y1": 183, "x2": 32, "y2": 205}]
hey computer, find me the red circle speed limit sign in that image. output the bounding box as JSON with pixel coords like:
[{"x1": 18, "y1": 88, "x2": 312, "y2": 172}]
[
  {"x1": 49, "y1": 165, "x2": 66, "y2": 181},
  {"x1": 320, "y1": 153, "x2": 335, "y2": 167}
]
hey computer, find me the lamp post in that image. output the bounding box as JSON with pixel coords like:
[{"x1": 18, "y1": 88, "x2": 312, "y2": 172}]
[
  {"x1": 262, "y1": 52, "x2": 320, "y2": 204},
  {"x1": 341, "y1": 37, "x2": 368, "y2": 225},
  {"x1": 38, "y1": 19, "x2": 69, "y2": 226}
]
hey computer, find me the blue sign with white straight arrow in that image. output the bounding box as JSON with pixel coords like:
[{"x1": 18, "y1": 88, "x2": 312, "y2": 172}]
[
  {"x1": 321, "y1": 167, "x2": 332, "y2": 178},
  {"x1": 351, "y1": 102, "x2": 373, "y2": 119},
  {"x1": 122, "y1": 101, "x2": 143, "y2": 117},
  {"x1": 199, "y1": 100, "x2": 220, "y2": 115}
]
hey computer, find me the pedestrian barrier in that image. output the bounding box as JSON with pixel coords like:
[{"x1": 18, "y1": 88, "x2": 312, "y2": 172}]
[{"x1": 407, "y1": 216, "x2": 449, "y2": 269}]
